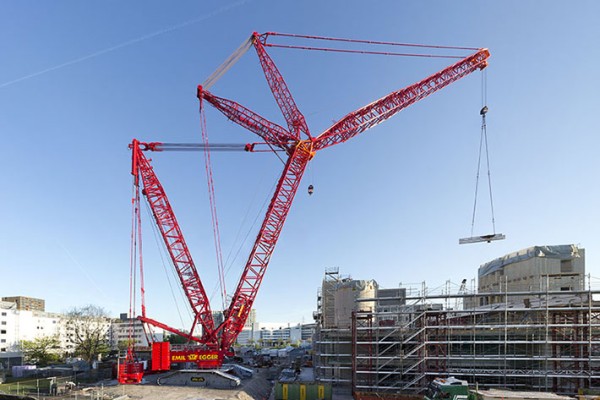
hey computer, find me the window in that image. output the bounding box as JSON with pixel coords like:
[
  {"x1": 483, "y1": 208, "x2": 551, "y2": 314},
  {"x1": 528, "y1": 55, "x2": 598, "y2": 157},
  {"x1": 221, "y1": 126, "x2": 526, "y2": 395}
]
[
  {"x1": 0, "y1": 339, "x2": 5, "y2": 343},
  {"x1": 1, "y1": 330, "x2": 6, "y2": 334},
  {"x1": 561, "y1": 260, "x2": 573, "y2": 273},
  {"x1": 1, "y1": 321, "x2": 5, "y2": 325},
  {"x1": 1, "y1": 312, "x2": 6, "y2": 316},
  {"x1": 0, "y1": 348, "x2": 6, "y2": 352}
]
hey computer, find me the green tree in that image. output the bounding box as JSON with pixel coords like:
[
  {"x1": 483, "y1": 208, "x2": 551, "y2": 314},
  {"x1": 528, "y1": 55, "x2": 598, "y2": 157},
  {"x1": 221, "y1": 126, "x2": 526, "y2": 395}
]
[
  {"x1": 167, "y1": 333, "x2": 190, "y2": 345},
  {"x1": 63, "y1": 305, "x2": 111, "y2": 365},
  {"x1": 20, "y1": 336, "x2": 62, "y2": 366},
  {"x1": 117, "y1": 339, "x2": 135, "y2": 352}
]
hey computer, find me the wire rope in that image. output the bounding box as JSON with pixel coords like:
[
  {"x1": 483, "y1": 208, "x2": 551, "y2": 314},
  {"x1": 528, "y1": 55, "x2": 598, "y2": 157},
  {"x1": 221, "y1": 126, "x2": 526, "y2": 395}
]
[
  {"x1": 470, "y1": 69, "x2": 497, "y2": 236},
  {"x1": 199, "y1": 99, "x2": 227, "y2": 311},
  {"x1": 266, "y1": 32, "x2": 481, "y2": 51},
  {"x1": 142, "y1": 197, "x2": 191, "y2": 329},
  {"x1": 263, "y1": 32, "x2": 481, "y2": 59},
  {"x1": 224, "y1": 178, "x2": 279, "y2": 301},
  {"x1": 128, "y1": 182, "x2": 139, "y2": 353},
  {"x1": 209, "y1": 171, "x2": 279, "y2": 304},
  {"x1": 263, "y1": 44, "x2": 465, "y2": 59}
]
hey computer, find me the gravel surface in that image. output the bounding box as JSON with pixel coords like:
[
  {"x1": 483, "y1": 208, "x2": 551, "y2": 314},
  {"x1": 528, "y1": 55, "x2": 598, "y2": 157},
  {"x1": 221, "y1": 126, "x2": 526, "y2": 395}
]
[{"x1": 96, "y1": 368, "x2": 274, "y2": 400}]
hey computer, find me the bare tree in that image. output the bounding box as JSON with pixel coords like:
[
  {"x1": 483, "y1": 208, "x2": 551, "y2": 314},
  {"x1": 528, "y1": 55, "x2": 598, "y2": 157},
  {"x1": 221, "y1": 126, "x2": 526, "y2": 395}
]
[{"x1": 63, "y1": 305, "x2": 111, "y2": 365}]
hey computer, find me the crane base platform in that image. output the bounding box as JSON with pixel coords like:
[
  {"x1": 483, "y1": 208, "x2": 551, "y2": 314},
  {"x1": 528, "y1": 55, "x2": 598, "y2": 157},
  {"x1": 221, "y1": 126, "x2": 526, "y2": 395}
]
[
  {"x1": 157, "y1": 369, "x2": 241, "y2": 388},
  {"x1": 459, "y1": 233, "x2": 506, "y2": 245}
]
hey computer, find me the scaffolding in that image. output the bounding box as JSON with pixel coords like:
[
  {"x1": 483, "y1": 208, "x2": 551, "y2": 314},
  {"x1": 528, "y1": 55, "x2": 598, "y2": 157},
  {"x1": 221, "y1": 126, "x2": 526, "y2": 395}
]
[
  {"x1": 315, "y1": 279, "x2": 600, "y2": 396},
  {"x1": 314, "y1": 267, "x2": 353, "y2": 383}
]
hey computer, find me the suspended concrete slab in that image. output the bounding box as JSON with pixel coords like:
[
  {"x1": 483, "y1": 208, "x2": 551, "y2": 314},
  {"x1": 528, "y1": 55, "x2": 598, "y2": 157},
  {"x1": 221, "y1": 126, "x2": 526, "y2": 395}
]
[{"x1": 459, "y1": 233, "x2": 506, "y2": 245}]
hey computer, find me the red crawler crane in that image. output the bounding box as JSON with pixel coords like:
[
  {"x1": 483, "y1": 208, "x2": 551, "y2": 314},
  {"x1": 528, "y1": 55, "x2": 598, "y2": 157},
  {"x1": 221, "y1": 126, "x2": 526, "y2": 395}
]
[{"x1": 128, "y1": 32, "x2": 490, "y2": 373}]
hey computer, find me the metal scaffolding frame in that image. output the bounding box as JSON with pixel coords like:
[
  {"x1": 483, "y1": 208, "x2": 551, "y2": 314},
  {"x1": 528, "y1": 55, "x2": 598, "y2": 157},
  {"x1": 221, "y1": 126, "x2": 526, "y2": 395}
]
[
  {"x1": 314, "y1": 267, "x2": 354, "y2": 383},
  {"x1": 315, "y1": 279, "x2": 600, "y2": 396}
]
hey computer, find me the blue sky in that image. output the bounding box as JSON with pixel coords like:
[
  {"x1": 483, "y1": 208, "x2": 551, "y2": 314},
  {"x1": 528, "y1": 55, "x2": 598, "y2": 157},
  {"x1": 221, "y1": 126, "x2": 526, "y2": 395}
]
[{"x1": 1, "y1": 1, "x2": 599, "y2": 330}]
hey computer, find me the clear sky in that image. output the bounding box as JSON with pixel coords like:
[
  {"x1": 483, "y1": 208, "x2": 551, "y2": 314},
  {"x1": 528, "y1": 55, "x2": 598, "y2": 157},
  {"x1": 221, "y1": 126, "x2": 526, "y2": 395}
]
[{"x1": 1, "y1": 1, "x2": 599, "y2": 331}]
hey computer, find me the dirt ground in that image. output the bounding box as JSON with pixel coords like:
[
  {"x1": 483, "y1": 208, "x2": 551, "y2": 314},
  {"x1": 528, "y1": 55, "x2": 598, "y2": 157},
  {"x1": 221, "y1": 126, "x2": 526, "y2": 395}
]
[{"x1": 96, "y1": 368, "x2": 274, "y2": 400}]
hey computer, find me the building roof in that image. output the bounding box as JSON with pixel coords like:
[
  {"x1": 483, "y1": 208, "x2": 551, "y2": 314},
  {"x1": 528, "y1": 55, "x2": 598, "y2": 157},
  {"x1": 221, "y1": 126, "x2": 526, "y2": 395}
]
[{"x1": 479, "y1": 245, "x2": 581, "y2": 278}]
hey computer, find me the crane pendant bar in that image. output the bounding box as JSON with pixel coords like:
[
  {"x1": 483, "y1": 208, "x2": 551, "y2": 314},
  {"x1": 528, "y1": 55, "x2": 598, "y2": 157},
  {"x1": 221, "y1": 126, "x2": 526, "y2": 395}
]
[{"x1": 459, "y1": 233, "x2": 506, "y2": 245}]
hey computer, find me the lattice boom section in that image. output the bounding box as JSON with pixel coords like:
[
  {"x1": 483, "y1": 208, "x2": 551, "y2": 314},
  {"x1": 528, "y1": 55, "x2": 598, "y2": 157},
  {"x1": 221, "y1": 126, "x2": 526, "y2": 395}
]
[
  {"x1": 202, "y1": 90, "x2": 294, "y2": 149},
  {"x1": 254, "y1": 35, "x2": 309, "y2": 138},
  {"x1": 315, "y1": 49, "x2": 489, "y2": 150}
]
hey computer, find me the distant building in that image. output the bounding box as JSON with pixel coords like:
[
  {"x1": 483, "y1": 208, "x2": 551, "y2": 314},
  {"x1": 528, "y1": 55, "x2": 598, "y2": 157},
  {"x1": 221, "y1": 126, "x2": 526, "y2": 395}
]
[
  {"x1": 477, "y1": 244, "x2": 585, "y2": 306},
  {"x1": 236, "y1": 322, "x2": 314, "y2": 346},
  {"x1": 2, "y1": 296, "x2": 45, "y2": 312},
  {"x1": 244, "y1": 309, "x2": 257, "y2": 327},
  {"x1": 109, "y1": 313, "x2": 162, "y2": 350},
  {"x1": 300, "y1": 323, "x2": 316, "y2": 341},
  {"x1": 0, "y1": 298, "x2": 141, "y2": 366},
  {"x1": 237, "y1": 322, "x2": 261, "y2": 345},
  {"x1": 0, "y1": 299, "x2": 66, "y2": 366},
  {"x1": 259, "y1": 323, "x2": 302, "y2": 346}
]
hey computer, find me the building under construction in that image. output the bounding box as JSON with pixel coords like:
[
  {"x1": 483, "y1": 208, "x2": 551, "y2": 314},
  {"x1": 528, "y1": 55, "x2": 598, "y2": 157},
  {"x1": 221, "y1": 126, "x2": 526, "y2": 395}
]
[{"x1": 313, "y1": 245, "x2": 600, "y2": 396}]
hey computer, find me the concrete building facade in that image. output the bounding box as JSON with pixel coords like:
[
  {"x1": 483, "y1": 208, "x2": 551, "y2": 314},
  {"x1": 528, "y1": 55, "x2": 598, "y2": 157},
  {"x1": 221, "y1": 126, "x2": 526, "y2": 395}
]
[
  {"x1": 237, "y1": 322, "x2": 314, "y2": 346},
  {"x1": 0, "y1": 300, "x2": 66, "y2": 366},
  {"x1": 477, "y1": 244, "x2": 585, "y2": 306},
  {"x1": 108, "y1": 313, "x2": 161, "y2": 350},
  {"x1": 0, "y1": 298, "x2": 123, "y2": 366},
  {"x1": 315, "y1": 268, "x2": 378, "y2": 329}
]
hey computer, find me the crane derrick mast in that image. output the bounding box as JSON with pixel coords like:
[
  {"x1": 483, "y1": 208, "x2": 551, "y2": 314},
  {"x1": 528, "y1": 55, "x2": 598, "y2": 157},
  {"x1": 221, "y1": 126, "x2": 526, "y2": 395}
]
[{"x1": 129, "y1": 32, "x2": 490, "y2": 372}]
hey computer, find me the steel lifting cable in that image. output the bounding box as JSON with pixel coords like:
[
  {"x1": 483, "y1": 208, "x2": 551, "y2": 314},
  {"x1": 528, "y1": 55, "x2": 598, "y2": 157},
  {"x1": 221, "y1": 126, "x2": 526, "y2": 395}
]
[
  {"x1": 136, "y1": 190, "x2": 161, "y2": 345},
  {"x1": 470, "y1": 69, "x2": 497, "y2": 237},
  {"x1": 262, "y1": 44, "x2": 465, "y2": 59},
  {"x1": 211, "y1": 176, "x2": 279, "y2": 303},
  {"x1": 265, "y1": 32, "x2": 480, "y2": 51},
  {"x1": 128, "y1": 182, "x2": 139, "y2": 350},
  {"x1": 262, "y1": 32, "x2": 480, "y2": 59},
  {"x1": 142, "y1": 196, "x2": 191, "y2": 328},
  {"x1": 199, "y1": 98, "x2": 228, "y2": 311}
]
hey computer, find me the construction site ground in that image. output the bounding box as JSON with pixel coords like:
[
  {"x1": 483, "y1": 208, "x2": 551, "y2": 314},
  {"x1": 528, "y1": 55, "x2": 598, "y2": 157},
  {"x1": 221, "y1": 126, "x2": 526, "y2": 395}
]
[
  {"x1": 1, "y1": 368, "x2": 353, "y2": 400},
  {"x1": 97, "y1": 368, "x2": 274, "y2": 400}
]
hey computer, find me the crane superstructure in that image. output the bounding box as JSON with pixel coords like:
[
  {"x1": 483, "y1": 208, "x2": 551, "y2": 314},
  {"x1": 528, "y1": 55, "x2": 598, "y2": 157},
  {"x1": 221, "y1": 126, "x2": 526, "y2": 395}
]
[{"x1": 127, "y1": 32, "x2": 490, "y2": 374}]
